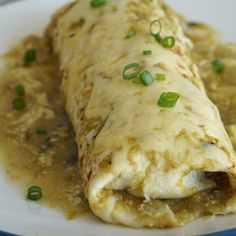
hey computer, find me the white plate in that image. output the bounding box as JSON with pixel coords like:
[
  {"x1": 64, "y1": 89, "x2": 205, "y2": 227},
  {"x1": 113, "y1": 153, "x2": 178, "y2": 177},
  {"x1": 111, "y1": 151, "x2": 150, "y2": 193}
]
[{"x1": 0, "y1": 1, "x2": 236, "y2": 235}]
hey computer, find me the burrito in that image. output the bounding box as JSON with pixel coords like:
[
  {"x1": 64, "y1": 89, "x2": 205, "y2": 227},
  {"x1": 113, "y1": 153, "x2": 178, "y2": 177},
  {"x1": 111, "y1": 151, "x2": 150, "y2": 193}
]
[{"x1": 47, "y1": 0, "x2": 236, "y2": 228}]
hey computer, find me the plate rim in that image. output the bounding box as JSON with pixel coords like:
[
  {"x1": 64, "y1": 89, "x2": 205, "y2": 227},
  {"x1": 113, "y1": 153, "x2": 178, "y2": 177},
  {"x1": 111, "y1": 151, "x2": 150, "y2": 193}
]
[
  {"x1": 1, "y1": 0, "x2": 236, "y2": 235},
  {"x1": 1, "y1": 227, "x2": 236, "y2": 236}
]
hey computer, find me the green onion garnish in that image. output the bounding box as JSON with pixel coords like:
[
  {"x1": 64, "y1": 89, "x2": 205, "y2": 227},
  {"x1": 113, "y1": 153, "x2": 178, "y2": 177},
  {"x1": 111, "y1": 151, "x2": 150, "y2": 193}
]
[
  {"x1": 163, "y1": 36, "x2": 176, "y2": 48},
  {"x1": 90, "y1": 0, "x2": 106, "y2": 8},
  {"x1": 155, "y1": 73, "x2": 166, "y2": 81},
  {"x1": 150, "y1": 19, "x2": 162, "y2": 36},
  {"x1": 12, "y1": 97, "x2": 26, "y2": 110},
  {"x1": 212, "y1": 59, "x2": 225, "y2": 73},
  {"x1": 153, "y1": 33, "x2": 162, "y2": 43},
  {"x1": 27, "y1": 186, "x2": 42, "y2": 201},
  {"x1": 139, "y1": 71, "x2": 154, "y2": 86},
  {"x1": 36, "y1": 128, "x2": 47, "y2": 134},
  {"x1": 150, "y1": 20, "x2": 176, "y2": 49},
  {"x1": 15, "y1": 84, "x2": 25, "y2": 96},
  {"x1": 162, "y1": 5, "x2": 168, "y2": 13},
  {"x1": 157, "y1": 92, "x2": 179, "y2": 108},
  {"x1": 24, "y1": 48, "x2": 36, "y2": 66},
  {"x1": 124, "y1": 29, "x2": 136, "y2": 39},
  {"x1": 143, "y1": 50, "x2": 152, "y2": 56},
  {"x1": 123, "y1": 63, "x2": 141, "y2": 80}
]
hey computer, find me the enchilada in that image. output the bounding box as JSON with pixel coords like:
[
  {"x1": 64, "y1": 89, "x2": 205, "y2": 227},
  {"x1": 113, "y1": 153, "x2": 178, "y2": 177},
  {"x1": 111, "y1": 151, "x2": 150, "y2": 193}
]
[{"x1": 47, "y1": 0, "x2": 236, "y2": 228}]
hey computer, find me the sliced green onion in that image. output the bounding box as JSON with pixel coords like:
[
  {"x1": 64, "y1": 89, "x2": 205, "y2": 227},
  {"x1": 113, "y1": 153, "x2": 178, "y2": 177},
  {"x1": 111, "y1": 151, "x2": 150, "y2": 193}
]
[
  {"x1": 24, "y1": 48, "x2": 36, "y2": 66},
  {"x1": 27, "y1": 186, "x2": 42, "y2": 201},
  {"x1": 157, "y1": 92, "x2": 179, "y2": 108},
  {"x1": 124, "y1": 29, "x2": 136, "y2": 39},
  {"x1": 12, "y1": 97, "x2": 26, "y2": 110},
  {"x1": 150, "y1": 19, "x2": 162, "y2": 36},
  {"x1": 155, "y1": 73, "x2": 166, "y2": 81},
  {"x1": 15, "y1": 84, "x2": 25, "y2": 96},
  {"x1": 139, "y1": 71, "x2": 154, "y2": 86},
  {"x1": 163, "y1": 36, "x2": 176, "y2": 48},
  {"x1": 143, "y1": 50, "x2": 152, "y2": 56},
  {"x1": 90, "y1": 0, "x2": 106, "y2": 8},
  {"x1": 212, "y1": 59, "x2": 225, "y2": 73},
  {"x1": 36, "y1": 128, "x2": 47, "y2": 134},
  {"x1": 123, "y1": 63, "x2": 141, "y2": 80},
  {"x1": 153, "y1": 33, "x2": 162, "y2": 43},
  {"x1": 162, "y1": 5, "x2": 168, "y2": 13}
]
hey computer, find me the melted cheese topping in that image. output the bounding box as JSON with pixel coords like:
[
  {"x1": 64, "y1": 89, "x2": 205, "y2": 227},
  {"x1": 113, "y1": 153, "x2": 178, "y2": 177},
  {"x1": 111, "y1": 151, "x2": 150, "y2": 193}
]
[{"x1": 49, "y1": 0, "x2": 236, "y2": 228}]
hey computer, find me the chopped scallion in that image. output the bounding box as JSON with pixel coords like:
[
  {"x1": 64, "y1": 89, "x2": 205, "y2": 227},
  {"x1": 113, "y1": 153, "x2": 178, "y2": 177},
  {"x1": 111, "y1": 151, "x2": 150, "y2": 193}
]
[
  {"x1": 153, "y1": 33, "x2": 162, "y2": 43},
  {"x1": 36, "y1": 128, "x2": 47, "y2": 134},
  {"x1": 124, "y1": 29, "x2": 136, "y2": 39},
  {"x1": 12, "y1": 97, "x2": 26, "y2": 110},
  {"x1": 15, "y1": 84, "x2": 25, "y2": 96},
  {"x1": 150, "y1": 19, "x2": 162, "y2": 36},
  {"x1": 155, "y1": 73, "x2": 166, "y2": 81},
  {"x1": 163, "y1": 36, "x2": 176, "y2": 48},
  {"x1": 157, "y1": 92, "x2": 179, "y2": 108},
  {"x1": 123, "y1": 63, "x2": 141, "y2": 80},
  {"x1": 139, "y1": 71, "x2": 154, "y2": 86},
  {"x1": 24, "y1": 48, "x2": 36, "y2": 66},
  {"x1": 212, "y1": 59, "x2": 225, "y2": 73},
  {"x1": 143, "y1": 50, "x2": 152, "y2": 56},
  {"x1": 90, "y1": 0, "x2": 106, "y2": 8},
  {"x1": 27, "y1": 186, "x2": 42, "y2": 201},
  {"x1": 162, "y1": 5, "x2": 168, "y2": 13}
]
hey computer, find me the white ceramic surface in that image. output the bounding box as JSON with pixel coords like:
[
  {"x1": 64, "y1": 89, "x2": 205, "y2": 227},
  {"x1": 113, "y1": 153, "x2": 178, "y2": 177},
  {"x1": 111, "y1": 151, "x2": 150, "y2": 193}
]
[{"x1": 0, "y1": 1, "x2": 236, "y2": 235}]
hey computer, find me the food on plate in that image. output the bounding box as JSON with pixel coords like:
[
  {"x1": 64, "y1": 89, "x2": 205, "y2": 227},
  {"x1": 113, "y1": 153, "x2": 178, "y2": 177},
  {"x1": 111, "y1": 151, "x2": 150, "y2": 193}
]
[
  {"x1": 45, "y1": 0, "x2": 236, "y2": 228},
  {"x1": 0, "y1": 36, "x2": 88, "y2": 218}
]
